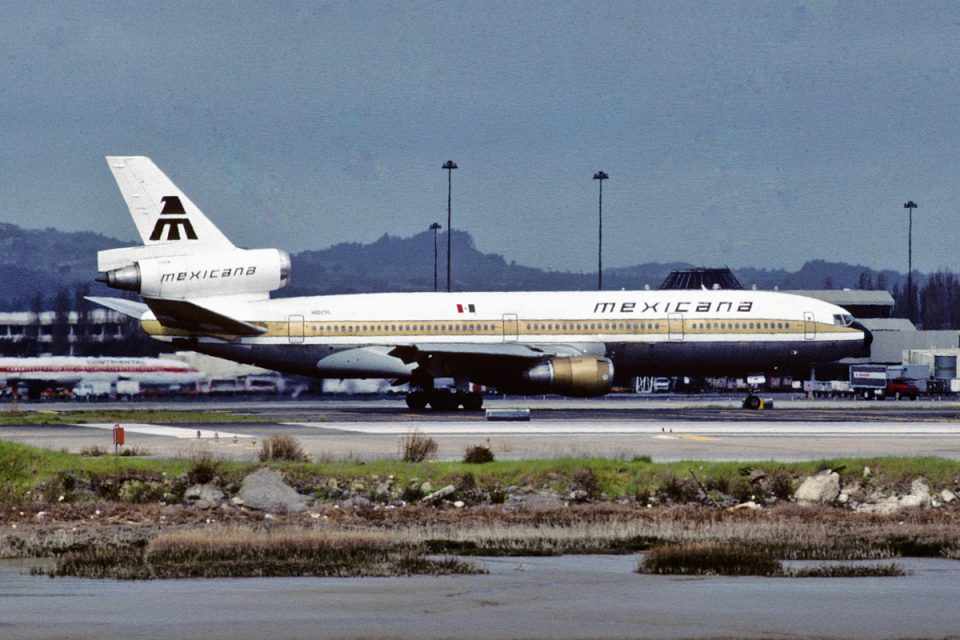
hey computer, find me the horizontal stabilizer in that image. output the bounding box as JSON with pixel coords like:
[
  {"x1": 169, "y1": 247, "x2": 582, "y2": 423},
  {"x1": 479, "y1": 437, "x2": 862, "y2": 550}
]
[
  {"x1": 143, "y1": 298, "x2": 266, "y2": 336},
  {"x1": 85, "y1": 297, "x2": 149, "y2": 319}
]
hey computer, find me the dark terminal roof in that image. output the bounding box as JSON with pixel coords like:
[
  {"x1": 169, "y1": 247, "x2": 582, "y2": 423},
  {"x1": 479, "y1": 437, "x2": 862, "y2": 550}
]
[{"x1": 658, "y1": 268, "x2": 744, "y2": 290}]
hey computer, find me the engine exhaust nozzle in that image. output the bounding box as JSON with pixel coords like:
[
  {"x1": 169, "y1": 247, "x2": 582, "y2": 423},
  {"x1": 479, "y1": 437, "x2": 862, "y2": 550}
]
[{"x1": 98, "y1": 264, "x2": 141, "y2": 293}]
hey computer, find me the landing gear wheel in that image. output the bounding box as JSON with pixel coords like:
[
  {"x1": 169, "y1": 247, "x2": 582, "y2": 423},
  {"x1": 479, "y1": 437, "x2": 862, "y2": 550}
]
[
  {"x1": 428, "y1": 392, "x2": 456, "y2": 411},
  {"x1": 461, "y1": 393, "x2": 484, "y2": 411},
  {"x1": 405, "y1": 391, "x2": 428, "y2": 411},
  {"x1": 743, "y1": 395, "x2": 762, "y2": 410}
]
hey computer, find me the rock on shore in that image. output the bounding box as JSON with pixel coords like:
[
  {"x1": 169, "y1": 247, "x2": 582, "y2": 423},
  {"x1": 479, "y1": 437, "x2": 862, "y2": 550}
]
[
  {"x1": 794, "y1": 470, "x2": 840, "y2": 504},
  {"x1": 184, "y1": 484, "x2": 225, "y2": 510},
  {"x1": 856, "y1": 478, "x2": 934, "y2": 514},
  {"x1": 237, "y1": 469, "x2": 309, "y2": 513}
]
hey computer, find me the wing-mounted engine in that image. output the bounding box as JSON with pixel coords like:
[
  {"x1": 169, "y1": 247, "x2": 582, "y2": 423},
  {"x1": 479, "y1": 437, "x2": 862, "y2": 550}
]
[
  {"x1": 97, "y1": 247, "x2": 291, "y2": 300},
  {"x1": 521, "y1": 356, "x2": 614, "y2": 397}
]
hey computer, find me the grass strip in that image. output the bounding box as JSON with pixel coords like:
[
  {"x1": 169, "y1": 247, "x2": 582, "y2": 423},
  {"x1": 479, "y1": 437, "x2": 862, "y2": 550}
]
[{"x1": 0, "y1": 409, "x2": 271, "y2": 426}]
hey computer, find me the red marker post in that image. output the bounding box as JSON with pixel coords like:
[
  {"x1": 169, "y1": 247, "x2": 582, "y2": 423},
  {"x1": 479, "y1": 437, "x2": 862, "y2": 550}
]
[{"x1": 112, "y1": 424, "x2": 125, "y2": 455}]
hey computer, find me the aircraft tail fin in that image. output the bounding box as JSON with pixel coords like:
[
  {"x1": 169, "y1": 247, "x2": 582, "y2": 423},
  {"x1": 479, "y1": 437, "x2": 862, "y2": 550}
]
[{"x1": 105, "y1": 156, "x2": 235, "y2": 249}]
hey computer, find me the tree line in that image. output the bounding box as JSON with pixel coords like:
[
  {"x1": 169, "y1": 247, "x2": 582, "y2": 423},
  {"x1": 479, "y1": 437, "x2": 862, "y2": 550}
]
[{"x1": 848, "y1": 270, "x2": 960, "y2": 330}]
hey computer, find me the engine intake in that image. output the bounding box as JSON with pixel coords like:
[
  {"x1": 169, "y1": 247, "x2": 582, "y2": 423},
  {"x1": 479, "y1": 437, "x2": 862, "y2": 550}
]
[
  {"x1": 522, "y1": 356, "x2": 614, "y2": 397},
  {"x1": 97, "y1": 248, "x2": 291, "y2": 299}
]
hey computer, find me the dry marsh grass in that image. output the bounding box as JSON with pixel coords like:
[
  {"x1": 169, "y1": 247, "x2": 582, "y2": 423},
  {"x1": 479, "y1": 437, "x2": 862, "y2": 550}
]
[
  {"x1": 463, "y1": 445, "x2": 495, "y2": 464},
  {"x1": 641, "y1": 542, "x2": 782, "y2": 576},
  {"x1": 389, "y1": 505, "x2": 960, "y2": 559},
  {"x1": 118, "y1": 446, "x2": 151, "y2": 457},
  {"x1": 400, "y1": 430, "x2": 438, "y2": 463},
  {"x1": 79, "y1": 445, "x2": 149, "y2": 458},
  {"x1": 784, "y1": 563, "x2": 906, "y2": 578},
  {"x1": 185, "y1": 452, "x2": 222, "y2": 485},
  {"x1": 259, "y1": 435, "x2": 309, "y2": 462},
  {"x1": 40, "y1": 527, "x2": 484, "y2": 580},
  {"x1": 637, "y1": 542, "x2": 908, "y2": 577},
  {"x1": 79, "y1": 445, "x2": 109, "y2": 457}
]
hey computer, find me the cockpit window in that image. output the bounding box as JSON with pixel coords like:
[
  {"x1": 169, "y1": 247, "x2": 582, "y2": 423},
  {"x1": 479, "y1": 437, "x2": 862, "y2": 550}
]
[{"x1": 833, "y1": 314, "x2": 854, "y2": 326}]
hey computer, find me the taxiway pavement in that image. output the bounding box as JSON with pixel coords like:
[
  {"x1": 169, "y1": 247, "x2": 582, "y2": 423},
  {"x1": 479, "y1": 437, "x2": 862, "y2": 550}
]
[{"x1": 4, "y1": 397, "x2": 960, "y2": 460}]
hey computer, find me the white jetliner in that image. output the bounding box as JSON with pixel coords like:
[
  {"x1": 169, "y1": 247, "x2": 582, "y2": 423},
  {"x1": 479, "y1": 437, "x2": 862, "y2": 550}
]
[
  {"x1": 90, "y1": 156, "x2": 870, "y2": 410},
  {"x1": 0, "y1": 356, "x2": 202, "y2": 396}
]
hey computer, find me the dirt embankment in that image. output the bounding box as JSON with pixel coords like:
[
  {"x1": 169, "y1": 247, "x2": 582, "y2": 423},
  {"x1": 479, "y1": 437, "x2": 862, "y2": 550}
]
[{"x1": 5, "y1": 440, "x2": 960, "y2": 577}]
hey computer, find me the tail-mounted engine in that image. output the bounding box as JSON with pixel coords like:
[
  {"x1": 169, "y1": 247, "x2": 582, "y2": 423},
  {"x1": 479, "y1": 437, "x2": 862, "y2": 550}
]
[
  {"x1": 521, "y1": 356, "x2": 614, "y2": 397},
  {"x1": 98, "y1": 248, "x2": 291, "y2": 299}
]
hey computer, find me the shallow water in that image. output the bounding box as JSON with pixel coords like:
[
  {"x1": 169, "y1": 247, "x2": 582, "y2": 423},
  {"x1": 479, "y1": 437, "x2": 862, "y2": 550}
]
[{"x1": 2, "y1": 555, "x2": 959, "y2": 639}]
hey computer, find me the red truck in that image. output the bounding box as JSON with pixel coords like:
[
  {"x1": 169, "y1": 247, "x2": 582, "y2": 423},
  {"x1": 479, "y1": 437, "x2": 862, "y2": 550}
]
[{"x1": 885, "y1": 378, "x2": 920, "y2": 400}]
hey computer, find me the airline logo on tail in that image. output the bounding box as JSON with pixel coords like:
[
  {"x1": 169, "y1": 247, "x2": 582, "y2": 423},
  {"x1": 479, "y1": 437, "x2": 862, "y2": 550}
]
[{"x1": 149, "y1": 196, "x2": 198, "y2": 241}]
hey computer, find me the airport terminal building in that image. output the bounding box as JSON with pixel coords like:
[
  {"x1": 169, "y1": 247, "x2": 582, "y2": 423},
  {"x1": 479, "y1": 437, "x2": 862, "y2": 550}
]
[{"x1": 0, "y1": 309, "x2": 133, "y2": 356}]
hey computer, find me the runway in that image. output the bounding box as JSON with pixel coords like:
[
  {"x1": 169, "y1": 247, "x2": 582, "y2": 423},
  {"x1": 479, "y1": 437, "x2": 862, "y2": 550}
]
[
  {"x1": 4, "y1": 396, "x2": 960, "y2": 460},
  {"x1": 288, "y1": 419, "x2": 960, "y2": 436}
]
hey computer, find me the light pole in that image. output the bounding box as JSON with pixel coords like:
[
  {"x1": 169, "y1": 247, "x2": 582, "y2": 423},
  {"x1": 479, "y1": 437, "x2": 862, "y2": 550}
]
[
  {"x1": 904, "y1": 200, "x2": 918, "y2": 322},
  {"x1": 593, "y1": 171, "x2": 609, "y2": 290},
  {"x1": 443, "y1": 160, "x2": 458, "y2": 292},
  {"x1": 429, "y1": 222, "x2": 442, "y2": 292}
]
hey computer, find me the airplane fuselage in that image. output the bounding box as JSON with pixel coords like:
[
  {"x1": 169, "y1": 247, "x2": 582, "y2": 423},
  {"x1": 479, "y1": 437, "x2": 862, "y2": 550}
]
[{"x1": 141, "y1": 289, "x2": 868, "y2": 384}]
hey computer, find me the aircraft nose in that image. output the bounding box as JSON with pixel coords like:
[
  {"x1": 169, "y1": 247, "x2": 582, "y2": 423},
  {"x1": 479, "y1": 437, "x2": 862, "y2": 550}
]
[{"x1": 851, "y1": 320, "x2": 873, "y2": 357}]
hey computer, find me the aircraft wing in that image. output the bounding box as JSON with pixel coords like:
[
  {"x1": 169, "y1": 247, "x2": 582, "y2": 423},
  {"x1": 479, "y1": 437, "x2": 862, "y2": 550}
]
[{"x1": 143, "y1": 298, "x2": 266, "y2": 337}]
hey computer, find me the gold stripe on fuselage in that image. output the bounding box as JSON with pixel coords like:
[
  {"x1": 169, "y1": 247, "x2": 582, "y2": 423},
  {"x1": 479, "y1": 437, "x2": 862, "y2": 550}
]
[{"x1": 140, "y1": 317, "x2": 861, "y2": 340}]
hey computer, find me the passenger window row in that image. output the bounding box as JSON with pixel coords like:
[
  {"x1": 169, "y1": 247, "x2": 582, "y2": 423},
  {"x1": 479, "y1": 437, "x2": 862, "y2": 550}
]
[
  {"x1": 525, "y1": 322, "x2": 661, "y2": 331},
  {"x1": 313, "y1": 323, "x2": 498, "y2": 334},
  {"x1": 303, "y1": 319, "x2": 796, "y2": 335},
  {"x1": 689, "y1": 321, "x2": 791, "y2": 330}
]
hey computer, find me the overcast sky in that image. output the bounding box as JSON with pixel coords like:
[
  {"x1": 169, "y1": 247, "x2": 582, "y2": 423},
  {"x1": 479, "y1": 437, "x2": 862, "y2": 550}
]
[{"x1": 2, "y1": 1, "x2": 959, "y2": 273}]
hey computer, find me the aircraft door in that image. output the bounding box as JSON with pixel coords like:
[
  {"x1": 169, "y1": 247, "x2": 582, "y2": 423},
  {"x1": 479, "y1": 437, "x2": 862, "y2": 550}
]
[
  {"x1": 667, "y1": 313, "x2": 684, "y2": 342},
  {"x1": 502, "y1": 313, "x2": 518, "y2": 342},
  {"x1": 803, "y1": 312, "x2": 816, "y2": 341},
  {"x1": 288, "y1": 315, "x2": 305, "y2": 344}
]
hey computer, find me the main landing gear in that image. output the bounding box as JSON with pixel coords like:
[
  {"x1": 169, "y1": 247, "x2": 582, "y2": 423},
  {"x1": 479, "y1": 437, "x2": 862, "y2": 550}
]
[
  {"x1": 405, "y1": 390, "x2": 484, "y2": 412},
  {"x1": 742, "y1": 394, "x2": 774, "y2": 410}
]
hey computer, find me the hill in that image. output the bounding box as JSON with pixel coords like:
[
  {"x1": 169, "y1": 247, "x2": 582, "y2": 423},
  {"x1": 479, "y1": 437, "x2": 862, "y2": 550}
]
[{"x1": 0, "y1": 222, "x2": 911, "y2": 308}]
